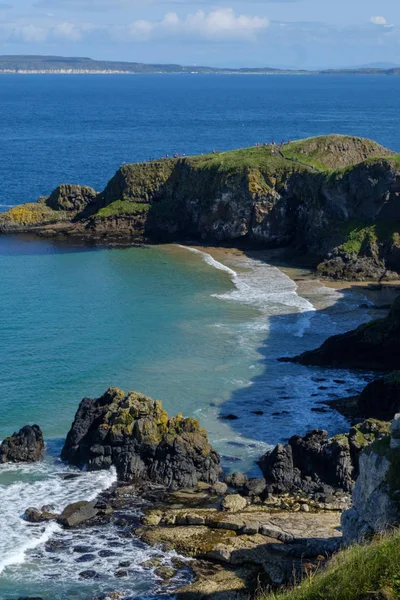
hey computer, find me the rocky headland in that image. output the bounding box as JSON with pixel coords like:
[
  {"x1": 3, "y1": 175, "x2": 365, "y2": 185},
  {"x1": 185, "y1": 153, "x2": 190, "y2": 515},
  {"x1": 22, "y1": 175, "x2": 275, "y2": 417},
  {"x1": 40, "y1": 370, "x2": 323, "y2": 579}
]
[{"x1": 2, "y1": 134, "x2": 400, "y2": 281}]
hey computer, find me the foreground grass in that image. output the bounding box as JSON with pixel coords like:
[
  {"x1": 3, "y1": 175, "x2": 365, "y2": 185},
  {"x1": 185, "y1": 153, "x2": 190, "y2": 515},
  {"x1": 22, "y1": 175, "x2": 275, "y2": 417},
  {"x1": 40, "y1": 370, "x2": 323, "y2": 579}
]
[{"x1": 259, "y1": 530, "x2": 400, "y2": 600}]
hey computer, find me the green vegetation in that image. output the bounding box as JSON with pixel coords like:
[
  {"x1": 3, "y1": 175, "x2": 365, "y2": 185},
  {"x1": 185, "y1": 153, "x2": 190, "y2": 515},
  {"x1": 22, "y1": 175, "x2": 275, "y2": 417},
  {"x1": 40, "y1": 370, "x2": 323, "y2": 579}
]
[
  {"x1": 0, "y1": 203, "x2": 68, "y2": 227},
  {"x1": 259, "y1": 530, "x2": 400, "y2": 600},
  {"x1": 339, "y1": 219, "x2": 400, "y2": 255},
  {"x1": 94, "y1": 200, "x2": 151, "y2": 218}
]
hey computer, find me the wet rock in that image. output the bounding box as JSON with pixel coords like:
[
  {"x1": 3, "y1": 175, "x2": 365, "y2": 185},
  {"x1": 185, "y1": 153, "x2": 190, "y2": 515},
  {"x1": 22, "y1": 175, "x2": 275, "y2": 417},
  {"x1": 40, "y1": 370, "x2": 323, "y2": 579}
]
[
  {"x1": 73, "y1": 545, "x2": 96, "y2": 554},
  {"x1": 155, "y1": 566, "x2": 176, "y2": 580},
  {"x1": 119, "y1": 561, "x2": 131, "y2": 568},
  {"x1": 23, "y1": 507, "x2": 58, "y2": 523},
  {"x1": 219, "y1": 414, "x2": 239, "y2": 421},
  {"x1": 75, "y1": 553, "x2": 97, "y2": 563},
  {"x1": 58, "y1": 500, "x2": 98, "y2": 528},
  {"x1": 61, "y1": 387, "x2": 221, "y2": 489},
  {"x1": 0, "y1": 425, "x2": 44, "y2": 464},
  {"x1": 221, "y1": 495, "x2": 247, "y2": 512},
  {"x1": 114, "y1": 570, "x2": 128, "y2": 578},
  {"x1": 141, "y1": 557, "x2": 162, "y2": 569},
  {"x1": 98, "y1": 549, "x2": 117, "y2": 557},
  {"x1": 79, "y1": 570, "x2": 98, "y2": 579}
]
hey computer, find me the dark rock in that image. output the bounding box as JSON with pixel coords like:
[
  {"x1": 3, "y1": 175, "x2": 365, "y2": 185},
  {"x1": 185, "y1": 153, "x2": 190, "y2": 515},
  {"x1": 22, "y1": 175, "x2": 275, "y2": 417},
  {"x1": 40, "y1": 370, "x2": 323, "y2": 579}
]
[
  {"x1": 219, "y1": 414, "x2": 239, "y2": 421},
  {"x1": 73, "y1": 545, "x2": 96, "y2": 554},
  {"x1": 98, "y1": 549, "x2": 117, "y2": 557},
  {"x1": 23, "y1": 507, "x2": 58, "y2": 523},
  {"x1": 243, "y1": 478, "x2": 267, "y2": 497},
  {"x1": 58, "y1": 500, "x2": 98, "y2": 528},
  {"x1": 224, "y1": 472, "x2": 247, "y2": 488},
  {"x1": 0, "y1": 425, "x2": 44, "y2": 464},
  {"x1": 119, "y1": 561, "x2": 131, "y2": 568},
  {"x1": 283, "y1": 296, "x2": 400, "y2": 371},
  {"x1": 311, "y1": 407, "x2": 329, "y2": 413},
  {"x1": 259, "y1": 419, "x2": 390, "y2": 494},
  {"x1": 75, "y1": 554, "x2": 97, "y2": 563},
  {"x1": 114, "y1": 570, "x2": 128, "y2": 578},
  {"x1": 61, "y1": 387, "x2": 221, "y2": 490},
  {"x1": 79, "y1": 570, "x2": 98, "y2": 579},
  {"x1": 357, "y1": 371, "x2": 400, "y2": 420}
]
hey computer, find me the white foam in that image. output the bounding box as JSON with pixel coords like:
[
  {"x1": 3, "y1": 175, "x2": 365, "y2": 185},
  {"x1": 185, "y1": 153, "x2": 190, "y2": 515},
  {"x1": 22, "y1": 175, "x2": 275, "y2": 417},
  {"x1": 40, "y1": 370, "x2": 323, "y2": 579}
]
[
  {"x1": 0, "y1": 460, "x2": 117, "y2": 575},
  {"x1": 179, "y1": 247, "x2": 317, "y2": 338}
]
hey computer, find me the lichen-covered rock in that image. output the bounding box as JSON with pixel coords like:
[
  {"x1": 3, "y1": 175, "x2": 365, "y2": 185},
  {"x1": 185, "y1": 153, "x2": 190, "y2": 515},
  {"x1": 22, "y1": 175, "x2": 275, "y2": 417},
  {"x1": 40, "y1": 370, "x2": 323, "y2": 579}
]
[
  {"x1": 221, "y1": 495, "x2": 247, "y2": 513},
  {"x1": 0, "y1": 425, "x2": 44, "y2": 463},
  {"x1": 61, "y1": 387, "x2": 221, "y2": 489},
  {"x1": 342, "y1": 417, "x2": 400, "y2": 543},
  {"x1": 259, "y1": 420, "x2": 390, "y2": 494},
  {"x1": 42, "y1": 184, "x2": 97, "y2": 213},
  {"x1": 285, "y1": 295, "x2": 400, "y2": 370}
]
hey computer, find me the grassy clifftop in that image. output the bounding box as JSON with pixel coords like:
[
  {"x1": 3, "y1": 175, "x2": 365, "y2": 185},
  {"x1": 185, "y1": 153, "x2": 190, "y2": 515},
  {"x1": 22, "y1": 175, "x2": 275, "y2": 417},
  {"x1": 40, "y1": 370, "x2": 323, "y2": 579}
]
[{"x1": 1, "y1": 134, "x2": 400, "y2": 280}]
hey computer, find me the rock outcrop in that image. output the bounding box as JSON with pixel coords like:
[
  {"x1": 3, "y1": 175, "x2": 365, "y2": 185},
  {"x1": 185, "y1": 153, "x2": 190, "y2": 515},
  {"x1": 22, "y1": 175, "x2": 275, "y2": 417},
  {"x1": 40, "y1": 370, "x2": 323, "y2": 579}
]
[
  {"x1": 1, "y1": 135, "x2": 400, "y2": 281},
  {"x1": 342, "y1": 415, "x2": 400, "y2": 543},
  {"x1": 61, "y1": 387, "x2": 222, "y2": 489},
  {"x1": 259, "y1": 420, "x2": 390, "y2": 495},
  {"x1": 356, "y1": 371, "x2": 400, "y2": 420},
  {"x1": 284, "y1": 295, "x2": 400, "y2": 370},
  {"x1": 0, "y1": 425, "x2": 44, "y2": 463}
]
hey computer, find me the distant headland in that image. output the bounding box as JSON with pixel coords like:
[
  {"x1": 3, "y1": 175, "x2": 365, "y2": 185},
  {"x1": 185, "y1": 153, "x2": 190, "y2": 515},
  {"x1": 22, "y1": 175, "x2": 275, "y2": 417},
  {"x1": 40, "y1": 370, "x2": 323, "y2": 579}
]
[{"x1": 1, "y1": 55, "x2": 400, "y2": 75}]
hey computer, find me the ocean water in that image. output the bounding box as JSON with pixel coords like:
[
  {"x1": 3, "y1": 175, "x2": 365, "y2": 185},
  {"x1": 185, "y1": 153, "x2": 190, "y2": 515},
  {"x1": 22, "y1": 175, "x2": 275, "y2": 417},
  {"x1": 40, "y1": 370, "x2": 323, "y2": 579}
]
[{"x1": 0, "y1": 74, "x2": 397, "y2": 599}]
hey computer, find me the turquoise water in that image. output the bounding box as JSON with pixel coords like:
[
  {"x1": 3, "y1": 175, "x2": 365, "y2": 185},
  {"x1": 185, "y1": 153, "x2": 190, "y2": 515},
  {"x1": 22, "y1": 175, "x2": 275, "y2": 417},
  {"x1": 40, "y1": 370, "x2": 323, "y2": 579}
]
[{"x1": 0, "y1": 74, "x2": 396, "y2": 598}]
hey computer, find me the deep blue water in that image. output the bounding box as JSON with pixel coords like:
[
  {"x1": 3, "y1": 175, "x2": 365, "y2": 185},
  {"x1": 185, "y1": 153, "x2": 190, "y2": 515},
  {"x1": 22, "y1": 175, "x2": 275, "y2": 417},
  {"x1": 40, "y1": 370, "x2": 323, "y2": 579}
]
[
  {"x1": 0, "y1": 75, "x2": 398, "y2": 599},
  {"x1": 0, "y1": 74, "x2": 399, "y2": 208}
]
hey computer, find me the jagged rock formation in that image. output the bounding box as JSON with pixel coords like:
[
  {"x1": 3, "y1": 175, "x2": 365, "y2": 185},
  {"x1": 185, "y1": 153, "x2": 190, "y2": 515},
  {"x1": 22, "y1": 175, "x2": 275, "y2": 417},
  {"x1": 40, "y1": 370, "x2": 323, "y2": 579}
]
[
  {"x1": 61, "y1": 387, "x2": 222, "y2": 489},
  {"x1": 1, "y1": 135, "x2": 400, "y2": 280},
  {"x1": 259, "y1": 420, "x2": 390, "y2": 495},
  {"x1": 284, "y1": 295, "x2": 400, "y2": 370},
  {"x1": 0, "y1": 425, "x2": 44, "y2": 463},
  {"x1": 342, "y1": 415, "x2": 400, "y2": 543}
]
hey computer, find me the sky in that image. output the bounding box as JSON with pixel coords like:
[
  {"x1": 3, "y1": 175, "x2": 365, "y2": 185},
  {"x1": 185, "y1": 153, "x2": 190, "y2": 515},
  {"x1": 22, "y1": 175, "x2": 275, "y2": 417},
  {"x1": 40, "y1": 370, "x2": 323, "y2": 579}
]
[{"x1": 0, "y1": 0, "x2": 400, "y2": 69}]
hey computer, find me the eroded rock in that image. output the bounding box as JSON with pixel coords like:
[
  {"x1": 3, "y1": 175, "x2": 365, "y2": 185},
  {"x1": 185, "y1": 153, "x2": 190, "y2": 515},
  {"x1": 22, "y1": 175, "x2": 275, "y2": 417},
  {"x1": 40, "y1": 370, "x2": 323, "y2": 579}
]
[
  {"x1": 0, "y1": 425, "x2": 44, "y2": 464},
  {"x1": 61, "y1": 387, "x2": 221, "y2": 489}
]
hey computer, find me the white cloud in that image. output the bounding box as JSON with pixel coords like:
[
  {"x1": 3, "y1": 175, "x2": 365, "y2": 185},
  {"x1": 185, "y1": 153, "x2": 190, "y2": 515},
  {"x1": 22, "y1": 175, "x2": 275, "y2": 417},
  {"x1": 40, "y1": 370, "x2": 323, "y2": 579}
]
[
  {"x1": 127, "y1": 8, "x2": 269, "y2": 42},
  {"x1": 52, "y1": 21, "x2": 83, "y2": 40},
  {"x1": 0, "y1": 23, "x2": 47, "y2": 42},
  {"x1": 370, "y1": 16, "x2": 388, "y2": 26}
]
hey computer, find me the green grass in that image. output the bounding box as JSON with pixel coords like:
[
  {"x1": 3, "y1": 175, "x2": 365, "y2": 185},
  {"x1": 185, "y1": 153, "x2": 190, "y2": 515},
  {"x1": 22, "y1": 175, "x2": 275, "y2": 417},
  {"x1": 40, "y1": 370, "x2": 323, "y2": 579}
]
[
  {"x1": 339, "y1": 219, "x2": 400, "y2": 254},
  {"x1": 188, "y1": 146, "x2": 301, "y2": 172},
  {"x1": 259, "y1": 530, "x2": 400, "y2": 600},
  {"x1": 94, "y1": 200, "x2": 151, "y2": 218}
]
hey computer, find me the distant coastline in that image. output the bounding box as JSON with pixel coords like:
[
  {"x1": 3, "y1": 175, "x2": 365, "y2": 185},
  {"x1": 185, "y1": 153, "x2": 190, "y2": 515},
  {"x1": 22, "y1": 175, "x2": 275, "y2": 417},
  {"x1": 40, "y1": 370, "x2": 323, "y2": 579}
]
[{"x1": 0, "y1": 55, "x2": 400, "y2": 75}]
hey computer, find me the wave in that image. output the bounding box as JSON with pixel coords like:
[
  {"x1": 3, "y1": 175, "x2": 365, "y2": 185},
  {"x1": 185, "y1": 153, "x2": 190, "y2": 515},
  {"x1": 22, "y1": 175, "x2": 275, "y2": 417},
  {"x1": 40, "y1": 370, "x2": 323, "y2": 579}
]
[
  {"x1": 179, "y1": 246, "x2": 316, "y2": 338},
  {"x1": 0, "y1": 460, "x2": 117, "y2": 574}
]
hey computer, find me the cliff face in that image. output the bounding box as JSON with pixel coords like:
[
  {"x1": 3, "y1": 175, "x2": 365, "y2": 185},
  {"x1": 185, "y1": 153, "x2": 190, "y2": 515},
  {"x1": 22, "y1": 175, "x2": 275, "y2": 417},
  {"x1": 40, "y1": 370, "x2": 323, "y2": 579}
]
[
  {"x1": 342, "y1": 415, "x2": 400, "y2": 543},
  {"x1": 2, "y1": 135, "x2": 400, "y2": 280}
]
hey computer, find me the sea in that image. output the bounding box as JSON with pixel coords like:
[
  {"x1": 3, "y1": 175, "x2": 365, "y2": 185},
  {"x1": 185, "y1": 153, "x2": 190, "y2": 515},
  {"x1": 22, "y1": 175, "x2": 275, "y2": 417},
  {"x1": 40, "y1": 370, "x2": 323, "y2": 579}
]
[{"x1": 0, "y1": 74, "x2": 400, "y2": 600}]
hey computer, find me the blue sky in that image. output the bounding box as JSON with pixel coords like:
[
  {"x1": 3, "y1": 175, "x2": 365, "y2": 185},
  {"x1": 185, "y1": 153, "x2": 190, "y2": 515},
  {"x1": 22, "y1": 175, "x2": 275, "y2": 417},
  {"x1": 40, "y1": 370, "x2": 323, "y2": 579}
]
[{"x1": 0, "y1": 0, "x2": 399, "y2": 68}]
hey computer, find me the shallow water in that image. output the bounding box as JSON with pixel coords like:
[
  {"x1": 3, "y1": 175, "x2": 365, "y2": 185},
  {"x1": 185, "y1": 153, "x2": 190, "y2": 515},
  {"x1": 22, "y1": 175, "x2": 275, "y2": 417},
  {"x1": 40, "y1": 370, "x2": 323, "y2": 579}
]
[
  {"x1": 0, "y1": 73, "x2": 396, "y2": 598},
  {"x1": 0, "y1": 237, "x2": 373, "y2": 599}
]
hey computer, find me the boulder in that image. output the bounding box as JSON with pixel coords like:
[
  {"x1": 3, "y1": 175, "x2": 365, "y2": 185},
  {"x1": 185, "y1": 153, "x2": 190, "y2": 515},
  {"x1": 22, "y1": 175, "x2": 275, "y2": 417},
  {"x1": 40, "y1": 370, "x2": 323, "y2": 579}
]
[
  {"x1": 23, "y1": 507, "x2": 58, "y2": 523},
  {"x1": 57, "y1": 500, "x2": 98, "y2": 528},
  {"x1": 225, "y1": 472, "x2": 247, "y2": 489},
  {"x1": 61, "y1": 387, "x2": 221, "y2": 490},
  {"x1": 342, "y1": 416, "x2": 400, "y2": 543},
  {"x1": 0, "y1": 425, "x2": 44, "y2": 464},
  {"x1": 221, "y1": 495, "x2": 247, "y2": 513},
  {"x1": 283, "y1": 295, "x2": 400, "y2": 371},
  {"x1": 259, "y1": 420, "x2": 390, "y2": 495}
]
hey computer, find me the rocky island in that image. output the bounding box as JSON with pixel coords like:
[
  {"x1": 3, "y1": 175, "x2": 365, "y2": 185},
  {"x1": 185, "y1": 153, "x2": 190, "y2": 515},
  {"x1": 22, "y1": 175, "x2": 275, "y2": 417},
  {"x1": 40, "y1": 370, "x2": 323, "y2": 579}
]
[{"x1": 2, "y1": 134, "x2": 400, "y2": 281}]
